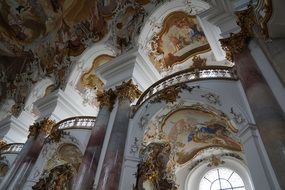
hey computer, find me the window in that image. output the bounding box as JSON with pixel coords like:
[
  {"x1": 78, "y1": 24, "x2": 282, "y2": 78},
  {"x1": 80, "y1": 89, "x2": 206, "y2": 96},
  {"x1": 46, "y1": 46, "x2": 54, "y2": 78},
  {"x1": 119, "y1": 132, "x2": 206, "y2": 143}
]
[{"x1": 199, "y1": 167, "x2": 245, "y2": 190}]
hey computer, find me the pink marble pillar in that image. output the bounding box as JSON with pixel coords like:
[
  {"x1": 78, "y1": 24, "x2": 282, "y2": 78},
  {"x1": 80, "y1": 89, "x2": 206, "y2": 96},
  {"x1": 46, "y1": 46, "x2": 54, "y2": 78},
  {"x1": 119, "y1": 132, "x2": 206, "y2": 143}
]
[
  {"x1": 72, "y1": 89, "x2": 116, "y2": 190},
  {"x1": 96, "y1": 80, "x2": 141, "y2": 190},
  {"x1": 234, "y1": 48, "x2": 285, "y2": 189},
  {"x1": 0, "y1": 119, "x2": 55, "y2": 190}
]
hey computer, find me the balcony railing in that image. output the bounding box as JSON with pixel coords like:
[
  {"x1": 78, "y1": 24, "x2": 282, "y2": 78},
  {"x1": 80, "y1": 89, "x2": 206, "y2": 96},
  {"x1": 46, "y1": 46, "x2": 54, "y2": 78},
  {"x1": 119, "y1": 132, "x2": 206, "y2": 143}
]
[
  {"x1": 136, "y1": 66, "x2": 238, "y2": 108},
  {"x1": 53, "y1": 116, "x2": 97, "y2": 131},
  {"x1": 0, "y1": 143, "x2": 24, "y2": 154}
]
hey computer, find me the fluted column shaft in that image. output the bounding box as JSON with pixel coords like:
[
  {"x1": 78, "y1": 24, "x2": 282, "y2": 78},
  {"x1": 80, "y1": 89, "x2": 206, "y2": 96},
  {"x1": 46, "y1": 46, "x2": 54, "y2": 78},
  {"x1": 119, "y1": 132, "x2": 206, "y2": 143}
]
[
  {"x1": 0, "y1": 119, "x2": 55, "y2": 190},
  {"x1": 97, "y1": 80, "x2": 141, "y2": 190},
  {"x1": 234, "y1": 48, "x2": 285, "y2": 189},
  {"x1": 72, "y1": 90, "x2": 116, "y2": 190}
]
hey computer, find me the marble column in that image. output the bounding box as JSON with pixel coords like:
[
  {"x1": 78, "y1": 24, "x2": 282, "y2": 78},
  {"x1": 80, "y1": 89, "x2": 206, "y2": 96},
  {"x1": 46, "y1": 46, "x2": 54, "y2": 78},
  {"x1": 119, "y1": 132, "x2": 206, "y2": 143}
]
[
  {"x1": 72, "y1": 89, "x2": 116, "y2": 190},
  {"x1": 0, "y1": 119, "x2": 55, "y2": 190},
  {"x1": 96, "y1": 80, "x2": 141, "y2": 190},
  {"x1": 234, "y1": 47, "x2": 285, "y2": 189}
]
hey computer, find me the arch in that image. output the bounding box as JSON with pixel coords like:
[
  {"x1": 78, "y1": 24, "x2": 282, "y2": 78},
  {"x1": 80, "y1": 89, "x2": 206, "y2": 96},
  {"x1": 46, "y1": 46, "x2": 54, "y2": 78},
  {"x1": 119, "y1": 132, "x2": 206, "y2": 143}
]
[
  {"x1": 32, "y1": 143, "x2": 83, "y2": 190},
  {"x1": 185, "y1": 157, "x2": 254, "y2": 190}
]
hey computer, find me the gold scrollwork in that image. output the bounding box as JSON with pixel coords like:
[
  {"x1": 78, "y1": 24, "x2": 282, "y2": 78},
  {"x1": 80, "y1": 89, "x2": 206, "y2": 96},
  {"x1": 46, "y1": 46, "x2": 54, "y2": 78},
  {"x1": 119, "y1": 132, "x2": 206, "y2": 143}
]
[
  {"x1": 150, "y1": 84, "x2": 199, "y2": 104},
  {"x1": 134, "y1": 142, "x2": 177, "y2": 190},
  {"x1": 96, "y1": 89, "x2": 117, "y2": 110},
  {"x1": 150, "y1": 85, "x2": 181, "y2": 104},
  {"x1": 115, "y1": 80, "x2": 142, "y2": 102},
  {"x1": 191, "y1": 55, "x2": 207, "y2": 68},
  {"x1": 219, "y1": 5, "x2": 256, "y2": 62}
]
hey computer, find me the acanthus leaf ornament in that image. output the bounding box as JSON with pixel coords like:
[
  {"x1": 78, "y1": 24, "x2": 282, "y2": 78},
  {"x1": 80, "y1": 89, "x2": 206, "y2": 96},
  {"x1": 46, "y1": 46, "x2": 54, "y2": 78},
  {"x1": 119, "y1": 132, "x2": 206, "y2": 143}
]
[
  {"x1": 96, "y1": 89, "x2": 117, "y2": 110},
  {"x1": 219, "y1": 5, "x2": 256, "y2": 62},
  {"x1": 28, "y1": 118, "x2": 56, "y2": 138},
  {"x1": 115, "y1": 80, "x2": 142, "y2": 102}
]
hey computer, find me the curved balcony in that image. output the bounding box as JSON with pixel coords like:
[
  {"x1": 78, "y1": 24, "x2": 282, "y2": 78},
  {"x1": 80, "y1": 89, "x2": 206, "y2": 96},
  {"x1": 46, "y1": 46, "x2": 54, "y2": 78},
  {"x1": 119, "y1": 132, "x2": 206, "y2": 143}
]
[
  {"x1": 53, "y1": 116, "x2": 97, "y2": 131},
  {"x1": 0, "y1": 143, "x2": 24, "y2": 154},
  {"x1": 136, "y1": 66, "x2": 238, "y2": 108}
]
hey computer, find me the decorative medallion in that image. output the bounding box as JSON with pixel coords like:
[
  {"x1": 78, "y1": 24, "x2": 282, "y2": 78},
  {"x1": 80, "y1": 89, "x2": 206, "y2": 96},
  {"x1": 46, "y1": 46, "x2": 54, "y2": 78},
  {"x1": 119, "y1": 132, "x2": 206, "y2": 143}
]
[
  {"x1": 150, "y1": 84, "x2": 199, "y2": 104},
  {"x1": 230, "y1": 108, "x2": 245, "y2": 125},
  {"x1": 130, "y1": 137, "x2": 140, "y2": 156},
  {"x1": 201, "y1": 92, "x2": 222, "y2": 106},
  {"x1": 207, "y1": 155, "x2": 225, "y2": 167},
  {"x1": 148, "y1": 11, "x2": 210, "y2": 70},
  {"x1": 191, "y1": 55, "x2": 207, "y2": 68}
]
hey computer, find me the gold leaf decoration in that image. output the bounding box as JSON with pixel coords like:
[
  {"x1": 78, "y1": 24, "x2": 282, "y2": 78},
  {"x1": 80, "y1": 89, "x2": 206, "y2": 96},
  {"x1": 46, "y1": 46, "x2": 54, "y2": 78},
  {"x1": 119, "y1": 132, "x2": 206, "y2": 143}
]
[
  {"x1": 116, "y1": 80, "x2": 142, "y2": 102},
  {"x1": 96, "y1": 89, "x2": 117, "y2": 110}
]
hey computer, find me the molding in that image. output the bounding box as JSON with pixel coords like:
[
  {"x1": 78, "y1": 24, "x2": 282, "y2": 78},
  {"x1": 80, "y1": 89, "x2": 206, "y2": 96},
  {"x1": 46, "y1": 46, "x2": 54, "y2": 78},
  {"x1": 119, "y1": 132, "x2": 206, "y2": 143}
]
[
  {"x1": 34, "y1": 89, "x2": 96, "y2": 122},
  {"x1": 0, "y1": 116, "x2": 28, "y2": 143},
  {"x1": 96, "y1": 49, "x2": 161, "y2": 91}
]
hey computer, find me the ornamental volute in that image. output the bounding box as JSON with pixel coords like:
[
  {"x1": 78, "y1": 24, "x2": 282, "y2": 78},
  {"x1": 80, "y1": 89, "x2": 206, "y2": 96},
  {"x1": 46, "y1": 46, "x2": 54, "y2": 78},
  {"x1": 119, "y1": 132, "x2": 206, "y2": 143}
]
[
  {"x1": 219, "y1": 5, "x2": 256, "y2": 62},
  {"x1": 115, "y1": 80, "x2": 142, "y2": 102},
  {"x1": 96, "y1": 89, "x2": 117, "y2": 110}
]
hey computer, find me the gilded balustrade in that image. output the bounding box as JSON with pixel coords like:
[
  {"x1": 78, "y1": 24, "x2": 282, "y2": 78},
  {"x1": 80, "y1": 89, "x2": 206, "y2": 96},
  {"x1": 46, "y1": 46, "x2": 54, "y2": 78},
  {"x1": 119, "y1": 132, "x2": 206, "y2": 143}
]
[
  {"x1": 0, "y1": 143, "x2": 24, "y2": 154},
  {"x1": 52, "y1": 116, "x2": 97, "y2": 131},
  {"x1": 136, "y1": 66, "x2": 238, "y2": 108}
]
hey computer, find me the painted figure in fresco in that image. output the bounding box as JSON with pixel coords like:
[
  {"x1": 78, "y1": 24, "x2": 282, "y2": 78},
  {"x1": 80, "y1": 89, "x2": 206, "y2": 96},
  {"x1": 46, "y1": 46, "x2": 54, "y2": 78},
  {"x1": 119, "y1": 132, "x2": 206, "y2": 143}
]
[{"x1": 187, "y1": 122, "x2": 241, "y2": 150}]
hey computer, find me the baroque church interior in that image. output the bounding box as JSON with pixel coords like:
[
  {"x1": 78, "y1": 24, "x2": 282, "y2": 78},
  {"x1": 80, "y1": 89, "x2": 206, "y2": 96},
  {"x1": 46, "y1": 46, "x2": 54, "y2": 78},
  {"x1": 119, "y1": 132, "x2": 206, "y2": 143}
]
[{"x1": 0, "y1": 0, "x2": 284, "y2": 189}]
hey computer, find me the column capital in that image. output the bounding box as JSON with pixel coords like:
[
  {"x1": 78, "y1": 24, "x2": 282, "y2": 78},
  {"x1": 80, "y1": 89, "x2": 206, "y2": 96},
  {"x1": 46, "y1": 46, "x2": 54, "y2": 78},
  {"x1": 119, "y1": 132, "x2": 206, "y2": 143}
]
[
  {"x1": 96, "y1": 89, "x2": 117, "y2": 110},
  {"x1": 28, "y1": 118, "x2": 56, "y2": 138},
  {"x1": 0, "y1": 139, "x2": 7, "y2": 149},
  {"x1": 219, "y1": 6, "x2": 256, "y2": 62},
  {"x1": 115, "y1": 80, "x2": 142, "y2": 102}
]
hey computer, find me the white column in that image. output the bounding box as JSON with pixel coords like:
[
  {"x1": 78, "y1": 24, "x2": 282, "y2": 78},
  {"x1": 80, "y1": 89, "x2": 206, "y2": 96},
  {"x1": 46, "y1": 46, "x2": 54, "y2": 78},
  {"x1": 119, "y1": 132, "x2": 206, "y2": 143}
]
[{"x1": 239, "y1": 124, "x2": 281, "y2": 190}]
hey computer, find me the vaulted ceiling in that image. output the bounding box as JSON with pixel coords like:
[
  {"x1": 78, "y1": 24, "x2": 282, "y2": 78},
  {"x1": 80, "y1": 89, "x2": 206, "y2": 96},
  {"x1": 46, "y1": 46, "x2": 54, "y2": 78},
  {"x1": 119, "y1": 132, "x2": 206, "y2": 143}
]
[{"x1": 0, "y1": 0, "x2": 282, "y2": 117}]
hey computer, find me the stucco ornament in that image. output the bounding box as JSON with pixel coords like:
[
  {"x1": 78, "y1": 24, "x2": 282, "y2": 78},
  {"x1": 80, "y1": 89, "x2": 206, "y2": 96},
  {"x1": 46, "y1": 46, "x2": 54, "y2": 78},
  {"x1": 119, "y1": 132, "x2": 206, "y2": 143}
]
[
  {"x1": 134, "y1": 142, "x2": 178, "y2": 190},
  {"x1": 116, "y1": 80, "x2": 142, "y2": 102}
]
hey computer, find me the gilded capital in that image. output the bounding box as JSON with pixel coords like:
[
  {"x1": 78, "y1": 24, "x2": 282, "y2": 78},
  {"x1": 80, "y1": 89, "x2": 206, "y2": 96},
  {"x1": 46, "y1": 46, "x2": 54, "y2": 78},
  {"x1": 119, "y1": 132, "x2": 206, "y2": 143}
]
[
  {"x1": 0, "y1": 139, "x2": 7, "y2": 149},
  {"x1": 39, "y1": 118, "x2": 56, "y2": 134},
  {"x1": 115, "y1": 80, "x2": 142, "y2": 102},
  {"x1": 28, "y1": 118, "x2": 56, "y2": 138},
  {"x1": 96, "y1": 89, "x2": 117, "y2": 110},
  {"x1": 28, "y1": 122, "x2": 41, "y2": 138},
  {"x1": 219, "y1": 6, "x2": 256, "y2": 62}
]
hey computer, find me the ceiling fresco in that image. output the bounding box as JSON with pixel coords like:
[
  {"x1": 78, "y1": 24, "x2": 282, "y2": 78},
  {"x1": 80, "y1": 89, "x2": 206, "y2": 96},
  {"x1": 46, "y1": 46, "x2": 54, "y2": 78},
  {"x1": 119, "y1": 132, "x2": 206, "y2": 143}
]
[
  {"x1": 143, "y1": 106, "x2": 241, "y2": 165},
  {"x1": 148, "y1": 11, "x2": 211, "y2": 70},
  {"x1": 0, "y1": 0, "x2": 170, "y2": 116}
]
